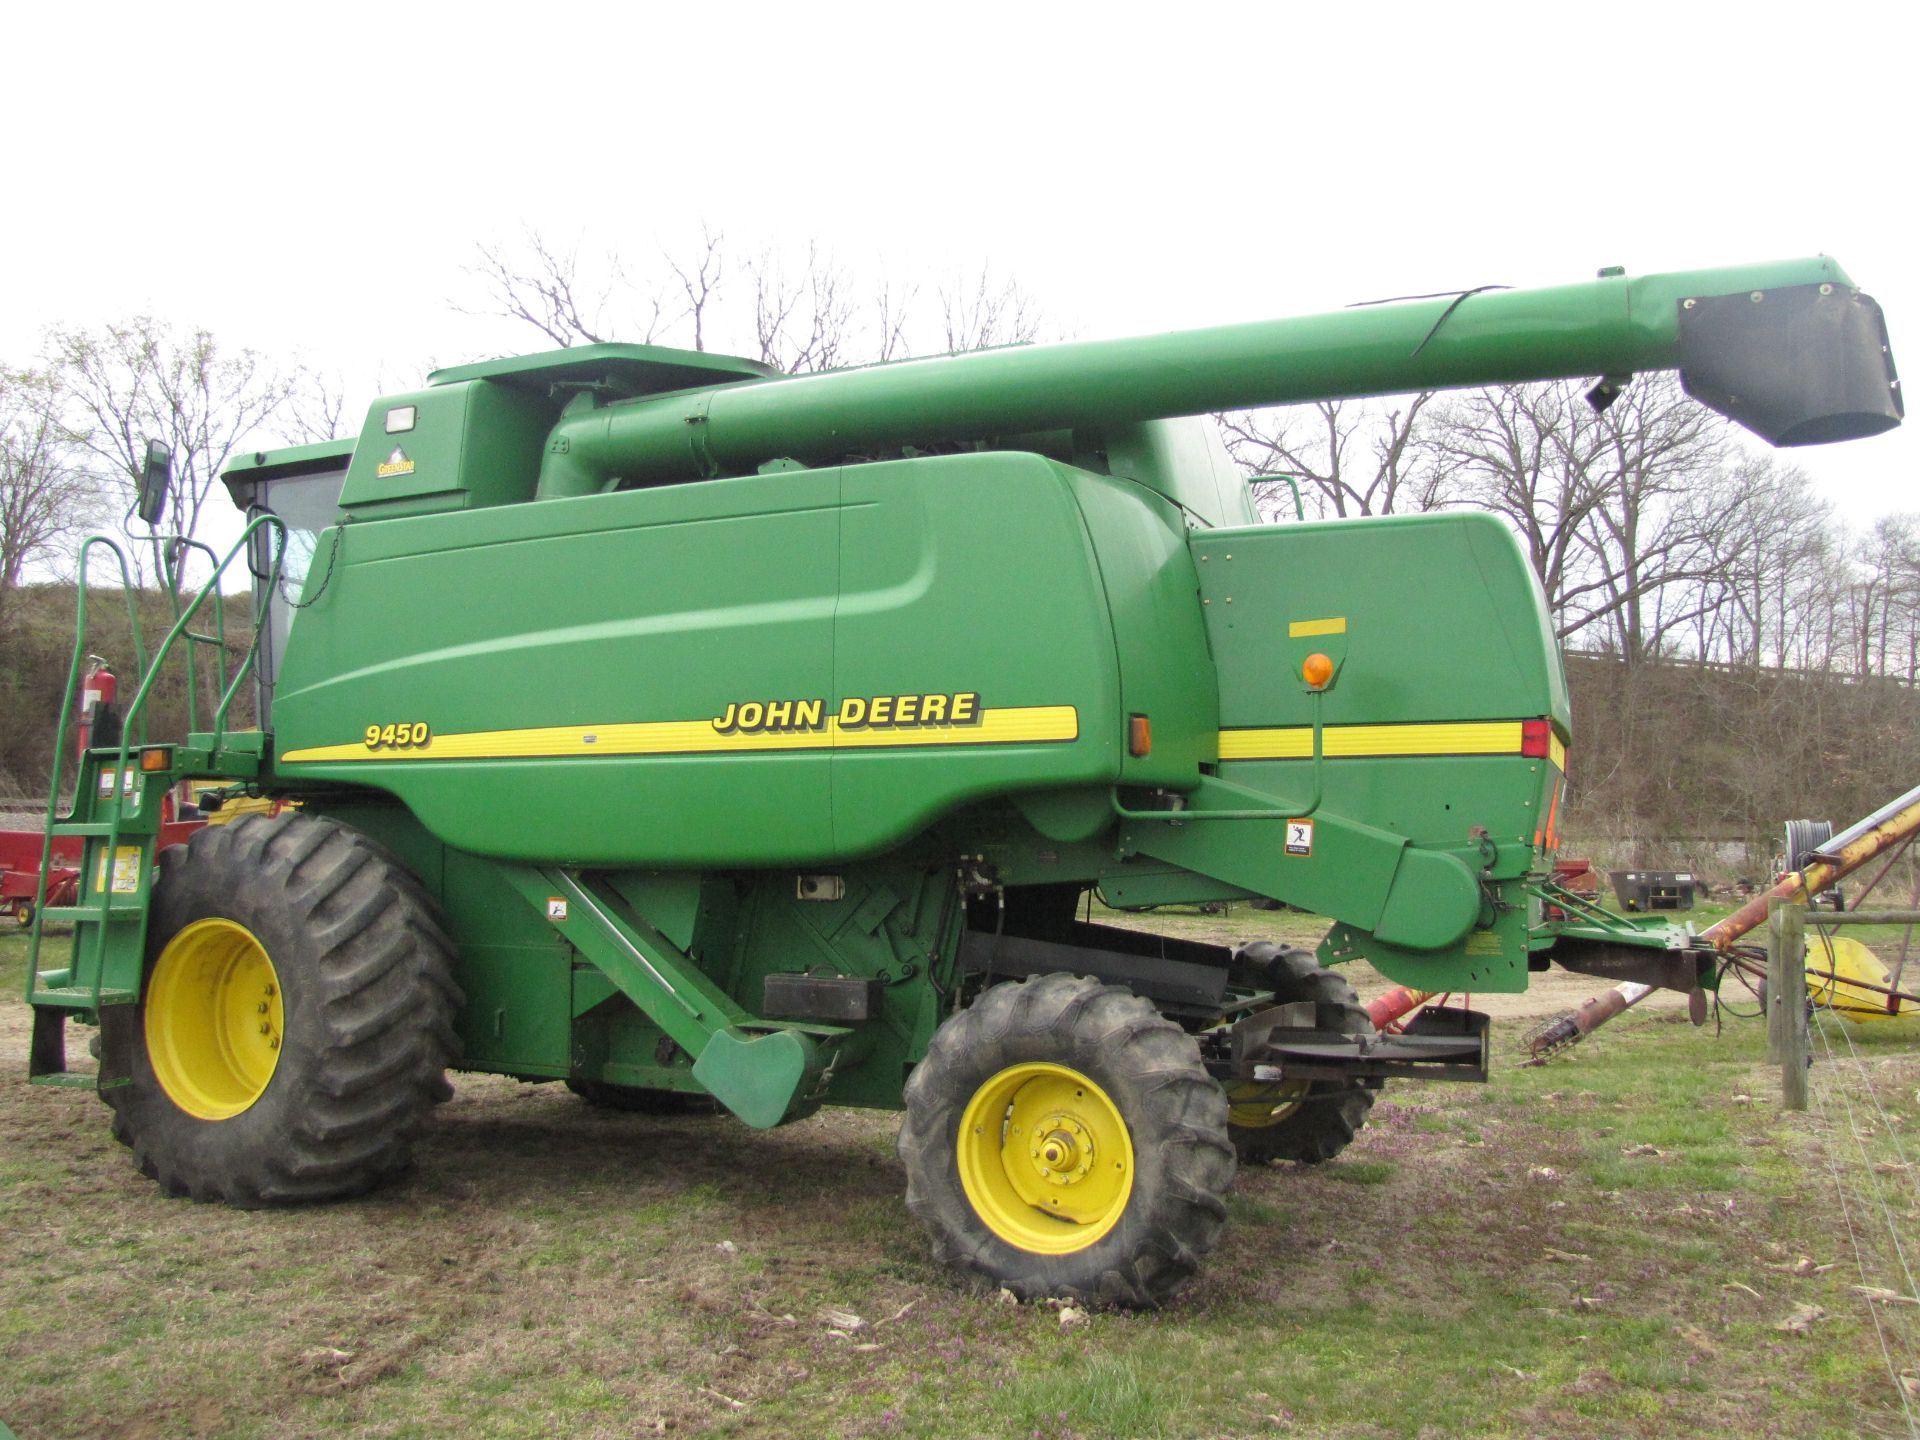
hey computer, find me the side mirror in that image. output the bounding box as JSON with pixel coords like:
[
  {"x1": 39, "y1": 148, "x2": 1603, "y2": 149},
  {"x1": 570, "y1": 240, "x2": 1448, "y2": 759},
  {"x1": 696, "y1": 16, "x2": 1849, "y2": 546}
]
[{"x1": 138, "y1": 440, "x2": 172, "y2": 527}]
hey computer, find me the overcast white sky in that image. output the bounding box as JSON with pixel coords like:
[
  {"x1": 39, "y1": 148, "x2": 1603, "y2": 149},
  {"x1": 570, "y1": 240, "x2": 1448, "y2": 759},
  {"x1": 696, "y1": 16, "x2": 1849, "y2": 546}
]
[{"x1": 4, "y1": 2, "x2": 1912, "y2": 523}]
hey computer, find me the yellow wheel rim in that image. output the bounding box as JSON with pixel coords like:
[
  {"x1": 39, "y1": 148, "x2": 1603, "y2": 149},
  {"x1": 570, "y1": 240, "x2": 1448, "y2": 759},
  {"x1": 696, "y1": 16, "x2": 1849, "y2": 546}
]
[
  {"x1": 144, "y1": 919, "x2": 283, "y2": 1120},
  {"x1": 1227, "y1": 1080, "x2": 1311, "y2": 1129},
  {"x1": 957, "y1": 1062, "x2": 1134, "y2": 1254}
]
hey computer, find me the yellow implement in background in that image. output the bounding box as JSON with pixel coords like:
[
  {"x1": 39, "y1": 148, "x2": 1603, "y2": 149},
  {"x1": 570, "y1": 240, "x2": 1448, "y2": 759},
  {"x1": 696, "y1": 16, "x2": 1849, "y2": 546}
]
[{"x1": 1808, "y1": 936, "x2": 1911, "y2": 1023}]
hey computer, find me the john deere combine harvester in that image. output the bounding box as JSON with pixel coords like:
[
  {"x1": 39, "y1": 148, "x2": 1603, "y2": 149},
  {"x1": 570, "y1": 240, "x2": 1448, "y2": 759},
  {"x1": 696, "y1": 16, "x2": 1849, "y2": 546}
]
[{"x1": 24, "y1": 259, "x2": 1900, "y2": 1305}]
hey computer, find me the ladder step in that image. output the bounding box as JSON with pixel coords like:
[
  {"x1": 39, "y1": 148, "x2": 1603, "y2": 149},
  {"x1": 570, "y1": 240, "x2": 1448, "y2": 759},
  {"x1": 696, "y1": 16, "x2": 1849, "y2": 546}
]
[
  {"x1": 52, "y1": 822, "x2": 151, "y2": 838},
  {"x1": 42, "y1": 906, "x2": 143, "y2": 924},
  {"x1": 31, "y1": 986, "x2": 138, "y2": 1007}
]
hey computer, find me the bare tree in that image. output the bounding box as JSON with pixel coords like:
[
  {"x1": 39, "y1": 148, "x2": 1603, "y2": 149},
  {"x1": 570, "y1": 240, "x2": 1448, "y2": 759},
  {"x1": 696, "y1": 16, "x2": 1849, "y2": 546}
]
[
  {"x1": 1570, "y1": 375, "x2": 1732, "y2": 662},
  {"x1": 871, "y1": 274, "x2": 919, "y2": 363},
  {"x1": 0, "y1": 366, "x2": 103, "y2": 626},
  {"x1": 1219, "y1": 394, "x2": 1445, "y2": 520},
  {"x1": 1680, "y1": 454, "x2": 1828, "y2": 668},
  {"x1": 467, "y1": 232, "x2": 654, "y2": 348},
  {"x1": 1420, "y1": 375, "x2": 1733, "y2": 657},
  {"x1": 749, "y1": 242, "x2": 856, "y2": 372},
  {"x1": 280, "y1": 364, "x2": 352, "y2": 445},
  {"x1": 1850, "y1": 513, "x2": 1920, "y2": 679},
  {"x1": 668, "y1": 228, "x2": 727, "y2": 355},
  {"x1": 937, "y1": 265, "x2": 1043, "y2": 354},
  {"x1": 48, "y1": 317, "x2": 295, "y2": 588},
  {"x1": 1424, "y1": 380, "x2": 1613, "y2": 633},
  {"x1": 464, "y1": 231, "x2": 1045, "y2": 371}
]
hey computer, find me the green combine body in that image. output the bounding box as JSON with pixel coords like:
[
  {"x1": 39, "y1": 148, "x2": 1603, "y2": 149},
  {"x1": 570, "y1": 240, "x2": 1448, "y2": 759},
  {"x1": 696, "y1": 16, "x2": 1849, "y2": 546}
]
[{"x1": 24, "y1": 258, "x2": 1901, "y2": 1305}]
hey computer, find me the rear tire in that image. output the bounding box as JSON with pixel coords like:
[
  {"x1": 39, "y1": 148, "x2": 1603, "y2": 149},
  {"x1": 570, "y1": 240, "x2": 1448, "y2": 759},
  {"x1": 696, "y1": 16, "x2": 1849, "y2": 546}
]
[
  {"x1": 106, "y1": 813, "x2": 461, "y2": 1206},
  {"x1": 1227, "y1": 943, "x2": 1375, "y2": 1166},
  {"x1": 899, "y1": 972, "x2": 1234, "y2": 1308},
  {"x1": 11, "y1": 899, "x2": 31, "y2": 928}
]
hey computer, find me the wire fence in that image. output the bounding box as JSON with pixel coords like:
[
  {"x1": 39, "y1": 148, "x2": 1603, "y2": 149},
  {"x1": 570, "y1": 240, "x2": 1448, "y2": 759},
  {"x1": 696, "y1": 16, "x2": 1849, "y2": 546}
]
[{"x1": 1806, "y1": 967, "x2": 1920, "y2": 1437}]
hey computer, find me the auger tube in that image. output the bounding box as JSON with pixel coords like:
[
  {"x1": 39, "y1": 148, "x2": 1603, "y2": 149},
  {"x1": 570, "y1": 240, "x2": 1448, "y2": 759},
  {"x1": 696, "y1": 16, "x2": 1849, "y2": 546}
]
[{"x1": 536, "y1": 257, "x2": 1900, "y2": 497}]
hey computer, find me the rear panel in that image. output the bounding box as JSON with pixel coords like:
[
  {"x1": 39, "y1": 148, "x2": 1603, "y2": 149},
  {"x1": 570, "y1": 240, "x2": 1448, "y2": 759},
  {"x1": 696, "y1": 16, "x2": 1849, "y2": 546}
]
[{"x1": 1188, "y1": 511, "x2": 1568, "y2": 991}]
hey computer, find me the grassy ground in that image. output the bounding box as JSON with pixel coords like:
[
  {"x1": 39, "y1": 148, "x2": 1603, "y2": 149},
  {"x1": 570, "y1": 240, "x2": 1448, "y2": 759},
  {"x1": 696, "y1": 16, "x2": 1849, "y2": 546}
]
[{"x1": 3, "y1": 923, "x2": 1917, "y2": 1440}]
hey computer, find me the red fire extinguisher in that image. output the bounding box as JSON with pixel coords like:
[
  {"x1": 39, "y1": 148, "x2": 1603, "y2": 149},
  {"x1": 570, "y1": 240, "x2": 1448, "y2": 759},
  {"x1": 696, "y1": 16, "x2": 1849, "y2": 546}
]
[{"x1": 76, "y1": 656, "x2": 120, "y2": 761}]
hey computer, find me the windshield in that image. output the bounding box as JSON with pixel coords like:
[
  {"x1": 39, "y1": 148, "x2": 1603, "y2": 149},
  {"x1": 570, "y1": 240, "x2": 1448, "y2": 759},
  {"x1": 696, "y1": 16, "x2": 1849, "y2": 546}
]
[{"x1": 246, "y1": 465, "x2": 349, "y2": 726}]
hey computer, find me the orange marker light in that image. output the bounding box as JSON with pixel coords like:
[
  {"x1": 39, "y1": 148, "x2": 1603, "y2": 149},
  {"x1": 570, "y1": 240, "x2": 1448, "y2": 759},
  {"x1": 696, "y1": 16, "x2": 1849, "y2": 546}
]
[
  {"x1": 1302, "y1": 653, "x2": 1335, "y2": 689},
  {"x1": 140, "y1": 747, "x2": 173, "y2": 772},
  {"x1": 1128, "y1": 713, "x2": 1152, "y2": 758}
]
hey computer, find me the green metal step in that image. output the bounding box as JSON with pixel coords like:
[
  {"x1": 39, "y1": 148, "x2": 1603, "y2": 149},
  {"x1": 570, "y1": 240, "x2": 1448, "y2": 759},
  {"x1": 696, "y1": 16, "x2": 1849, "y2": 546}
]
[
  {"x1": 30, "y1": 986, "x2": 137, "y2": 1007},
  {"x1": 42, "y1": 906, "x2": 143, "y2": 923},
  {"x1": 51, "y1": 821, "x2": 155, "y2": 838}
]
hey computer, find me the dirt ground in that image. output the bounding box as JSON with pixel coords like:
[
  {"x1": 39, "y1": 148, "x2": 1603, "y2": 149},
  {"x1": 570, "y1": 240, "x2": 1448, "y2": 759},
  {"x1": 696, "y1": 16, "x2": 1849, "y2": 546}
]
[{"x1": 3, "y1": 924, "x2": 1908, "y2": 1440}]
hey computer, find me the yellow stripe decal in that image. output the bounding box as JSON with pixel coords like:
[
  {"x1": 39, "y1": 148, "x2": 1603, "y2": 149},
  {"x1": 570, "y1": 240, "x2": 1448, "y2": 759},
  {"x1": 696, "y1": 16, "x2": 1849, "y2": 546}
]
[
  {"x1": 1549, "y1": 734, "x2": 1566, "y2": 770},
  {"x1": 1219, "y1": 720, "x2": 1527, "y2": 762},
  {"x1": 282, "y1": 705, "x2": 1079, "y2": 764},
  {"x1": 1287, "y1": 617, "x2": 1348, "y2": 638}
]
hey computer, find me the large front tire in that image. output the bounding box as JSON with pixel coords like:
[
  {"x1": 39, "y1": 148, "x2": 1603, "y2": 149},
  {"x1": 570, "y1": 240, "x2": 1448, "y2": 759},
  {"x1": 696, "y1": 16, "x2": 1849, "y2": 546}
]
[
  {"x1": 106, "y1": 813, "x2": 461, "y2": 1207},
  {"x1": 898, "y1": 973, "x2": 1234, "y2": 1308}
]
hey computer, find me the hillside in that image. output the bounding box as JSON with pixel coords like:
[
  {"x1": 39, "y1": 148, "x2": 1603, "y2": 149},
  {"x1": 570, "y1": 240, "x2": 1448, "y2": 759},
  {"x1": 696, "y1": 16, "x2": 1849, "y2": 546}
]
[
  {"x1": 1561, "y1": 654, "x2": 1918, "y2": 876},
  {"x1": 0, "y1": 582, "x2": 256, "y2": 801}
]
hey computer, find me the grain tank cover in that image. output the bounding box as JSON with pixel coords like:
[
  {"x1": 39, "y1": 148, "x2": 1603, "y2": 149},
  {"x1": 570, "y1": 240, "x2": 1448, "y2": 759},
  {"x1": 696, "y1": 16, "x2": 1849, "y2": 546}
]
[{"x1": 426, "y1": 342, "x2": 776, "y2": 396}]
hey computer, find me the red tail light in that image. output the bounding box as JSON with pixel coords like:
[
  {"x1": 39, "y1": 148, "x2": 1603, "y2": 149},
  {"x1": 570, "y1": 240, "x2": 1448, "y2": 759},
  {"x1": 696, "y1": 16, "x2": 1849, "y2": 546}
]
[{"x1": 1520, "y1": 718, "x2": 1552, "y2": 759}]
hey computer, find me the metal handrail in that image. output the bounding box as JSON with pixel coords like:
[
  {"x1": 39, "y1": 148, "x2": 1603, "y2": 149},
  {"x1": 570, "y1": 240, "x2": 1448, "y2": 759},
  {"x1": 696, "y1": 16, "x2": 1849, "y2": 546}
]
[
  {"x1": 120, "y1": 516, "x2": 286, "y2": 752},
  {"x1": 26, "y1": 536, "x2": 149, "y2": 998},
  {"x1": 26, "y1": 520, "x2": 287, "y2": 1009},
  {"x1": 161, "y1": 537, "x2": 229, "y2": 734}
]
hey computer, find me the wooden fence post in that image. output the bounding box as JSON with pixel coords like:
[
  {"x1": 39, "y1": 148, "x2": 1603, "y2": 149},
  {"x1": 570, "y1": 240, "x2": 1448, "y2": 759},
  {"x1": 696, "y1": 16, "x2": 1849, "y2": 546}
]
[
  {"x1": 1767, "y1": 897, "x2": 1790, "y2": 1065},
  {"x1": 1776, "y1": 901, "x2": 1809, "y2": 1111}
]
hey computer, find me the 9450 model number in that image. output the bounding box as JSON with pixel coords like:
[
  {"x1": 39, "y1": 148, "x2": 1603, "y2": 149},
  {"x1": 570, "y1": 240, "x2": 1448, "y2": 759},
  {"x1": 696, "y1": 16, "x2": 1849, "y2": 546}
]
[{"x1": 364, "y1": 722, "x2": 431, "y2": 750}]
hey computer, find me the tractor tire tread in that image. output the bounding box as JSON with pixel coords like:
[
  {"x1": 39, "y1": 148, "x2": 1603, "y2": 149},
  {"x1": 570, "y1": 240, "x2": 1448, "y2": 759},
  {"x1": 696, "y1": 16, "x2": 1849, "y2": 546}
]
[
  {"x1": 899, "y1": 973, "x2": 1233, "y2": 1309},
  {"x1": 1229, "y1": 942, "x2": 1377, "y2": 1167},
  {"x1": 105, "y1": 812, "x2": 460, "y2": 1208}
]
